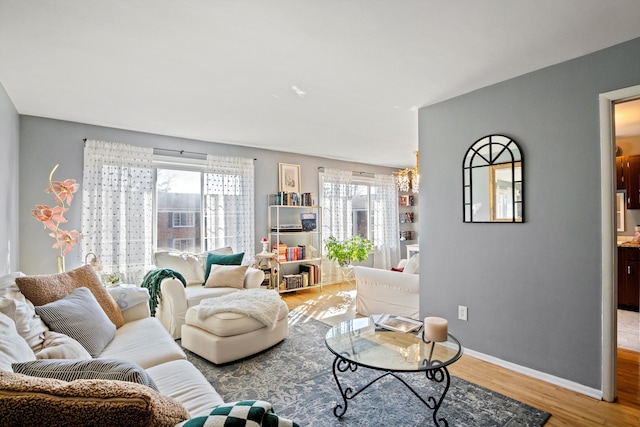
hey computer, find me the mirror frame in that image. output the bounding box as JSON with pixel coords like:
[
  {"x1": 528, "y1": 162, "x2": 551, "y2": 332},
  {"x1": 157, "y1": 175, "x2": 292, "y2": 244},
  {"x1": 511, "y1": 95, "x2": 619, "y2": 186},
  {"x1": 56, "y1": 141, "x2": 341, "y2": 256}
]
[{"x1": 463, "y1": 134, "x2": 524, "y2": 223}]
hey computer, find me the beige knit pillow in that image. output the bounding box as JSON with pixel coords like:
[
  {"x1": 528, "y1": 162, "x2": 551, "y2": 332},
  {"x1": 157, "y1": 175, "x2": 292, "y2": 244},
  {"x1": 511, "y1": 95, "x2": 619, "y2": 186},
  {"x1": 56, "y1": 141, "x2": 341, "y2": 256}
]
[
  {"x1": 16, "y1": 265, "x2": 124, "y2": 328},
  {"x1": 203, "y1": 265, "x2": 248, "y2": 289},
  {"x1": 0, "y1": 371, "x2": 188, "y2": 427}
]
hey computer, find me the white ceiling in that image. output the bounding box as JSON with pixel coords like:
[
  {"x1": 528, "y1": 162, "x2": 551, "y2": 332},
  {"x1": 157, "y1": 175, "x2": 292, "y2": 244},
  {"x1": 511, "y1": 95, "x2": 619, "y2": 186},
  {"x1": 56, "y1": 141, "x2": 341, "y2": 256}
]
[{"x1": 2, "y1": 1, "x2": 640, "y2": 168}]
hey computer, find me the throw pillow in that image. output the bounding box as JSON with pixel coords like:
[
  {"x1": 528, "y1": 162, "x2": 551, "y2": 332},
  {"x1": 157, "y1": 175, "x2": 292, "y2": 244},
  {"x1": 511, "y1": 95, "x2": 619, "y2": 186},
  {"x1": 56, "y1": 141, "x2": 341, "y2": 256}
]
[
  {"x1": 0, "y1": 371, "x2": 188, "y2": 426},
  {"x1": 0, "y1": 312, "x2": 36, "y2": 372},
  {"x1": 34, "y1": 331, "x2": 92, "y2": 360},
  {"x1": 35, "y1": 287, "x2": 116, "y2": 357},
  {"x1": 16, "y1": 265, "x2": 124, "y2": 328},
  {"x1": 204, "y1": 265, "x2": 248, "y2": 289},
  {"x1": 154, "y1": 251, "x2": 204, "y2": 285},
  {"x1": 0, "y1": 292, "x2": 49, "y2": 353},
  {"x1": 106, "y1": 285, "x2": 150, "y2": 311},
  {"x1": 263, "y1": 413, "x2": 300, "y2": 427},
  {"x1": 197, "y1": 246, "x2": 233, "y2": 267},
  {"x1": 402, "y1": 253, "x2": 420, "y2": 274},
  {"x1": 203, "y1": 252, "x2": 244, "y2": 284},
  {"x1": 12, "y1": 358, "x2": 158, "y2": 391},
  {"x1": 183, "y1": 400, "x2": 299, "y2": 427},
  {"x1": 0, "y1": 271, "x2": 24, "y2": 296}
]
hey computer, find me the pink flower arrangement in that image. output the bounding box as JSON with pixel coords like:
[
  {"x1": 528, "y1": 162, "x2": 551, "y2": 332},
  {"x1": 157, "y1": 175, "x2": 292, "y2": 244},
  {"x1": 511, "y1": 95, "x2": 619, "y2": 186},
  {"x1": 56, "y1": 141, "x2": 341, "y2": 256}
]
[
  {"x1": 261, "y1": 237, "x2": 269, "y2": 243},
  {"x1": 32, "y1": 165, "x2": 81, "y2": 256}
]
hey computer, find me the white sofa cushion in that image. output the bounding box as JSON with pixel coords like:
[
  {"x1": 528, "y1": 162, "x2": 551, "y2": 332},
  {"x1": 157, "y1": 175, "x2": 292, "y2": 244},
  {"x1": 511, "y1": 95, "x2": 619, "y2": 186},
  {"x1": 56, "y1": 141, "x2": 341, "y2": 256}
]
[
  {"x1": 99, "y1": 317, "x2": 187, "y2": 369},
  {"x1": 0, "y1": 291, "x2": 49, "y2": 353},
  {"x1": 354, "y1": 265, "x2": 420, "y2": 318},
  {"x1": 35, "y1": 331, "x2": 91, "y2": 360},
  {"x1": 184, "y1": 284, "x2": 239, "y2": 309},
  {"x1": 0, "y1": 312, "x2": 36, "y2": 371},
  {"x1": 185, "y1": 299, "x2": 289, "y2": 337},
  {"x1": 0, "y1": 272, "x2": 23, "y2": 295},
  {"x1": 402, "y1": 253, "x2": 420, "y2": 274},
  {"x1": 155, "y1": 252, "x2": 205, "y2": 285},
  {"x1": 147, "y1": 359, "x2": 224, "y2": 417}
]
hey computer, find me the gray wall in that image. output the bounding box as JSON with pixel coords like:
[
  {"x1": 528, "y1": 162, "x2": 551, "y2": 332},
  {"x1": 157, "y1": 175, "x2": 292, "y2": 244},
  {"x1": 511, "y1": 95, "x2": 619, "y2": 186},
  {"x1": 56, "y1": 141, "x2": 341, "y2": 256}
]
[
  {"x1": 418, "y1": 37, "x2": 640, "y2": 390},
  {"x1": 0, "y1": 82, "x2": 19, "y2": 275},
  {"x1": 18, "y1": 116, "x2": 395, "y2": 274}
]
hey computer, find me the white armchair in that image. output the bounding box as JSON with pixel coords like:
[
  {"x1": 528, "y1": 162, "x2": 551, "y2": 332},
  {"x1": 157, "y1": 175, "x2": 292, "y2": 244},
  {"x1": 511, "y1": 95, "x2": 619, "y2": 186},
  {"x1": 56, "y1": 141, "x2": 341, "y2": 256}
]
[
  {"x1": 152, "y1": 249, "x2": 264, "y2": 339},
  {"x1": 354, "y1": 254, "x2": 419, "y2": 319}
]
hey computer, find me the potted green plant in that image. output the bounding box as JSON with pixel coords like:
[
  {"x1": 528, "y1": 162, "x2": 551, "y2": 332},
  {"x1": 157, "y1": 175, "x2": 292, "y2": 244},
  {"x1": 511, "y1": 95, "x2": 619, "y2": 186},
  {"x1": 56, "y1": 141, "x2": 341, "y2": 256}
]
[{"x1": 324, "y1": 235, "x2": 374, "y2": 266}]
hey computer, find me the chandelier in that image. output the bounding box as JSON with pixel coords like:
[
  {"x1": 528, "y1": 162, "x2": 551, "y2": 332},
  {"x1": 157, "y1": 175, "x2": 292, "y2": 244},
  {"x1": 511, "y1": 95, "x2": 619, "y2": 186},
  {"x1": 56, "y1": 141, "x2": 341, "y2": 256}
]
[{"x1": 394, "y1": 151, "x2": 420, "y2": 193}]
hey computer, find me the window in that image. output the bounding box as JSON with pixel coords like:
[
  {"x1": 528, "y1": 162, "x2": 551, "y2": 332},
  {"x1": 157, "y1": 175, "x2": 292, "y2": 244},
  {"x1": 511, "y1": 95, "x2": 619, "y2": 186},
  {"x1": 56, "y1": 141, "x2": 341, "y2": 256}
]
[
  {"x1": 320, "y1": 168, "x2": 399, "y2": 271},
  {"x1": 352, "y1": 183, "x2": 370, "y2": 239},
  {"x1": 155, "y1": 155, "x2": 255, "y2": 257},
  {"x1": 172, "y1": 212, "x2": 196, "y2": 228},
  {"x1": 156, "y1": 168, "x2": 202, "y2": 252},
  {"x1": 172, "y1": 238, "x2": 196, "y2": 252},
  {"x1": 83, "y1": 141, "x2": 255, "y2": 281}
]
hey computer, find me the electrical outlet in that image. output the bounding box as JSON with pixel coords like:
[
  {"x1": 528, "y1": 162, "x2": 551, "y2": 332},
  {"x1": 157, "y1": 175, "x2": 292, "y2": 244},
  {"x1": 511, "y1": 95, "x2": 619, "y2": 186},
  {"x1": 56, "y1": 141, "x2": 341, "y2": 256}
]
[{"x1": 458, "y1": 305, "x2": 468, "y2": 321}]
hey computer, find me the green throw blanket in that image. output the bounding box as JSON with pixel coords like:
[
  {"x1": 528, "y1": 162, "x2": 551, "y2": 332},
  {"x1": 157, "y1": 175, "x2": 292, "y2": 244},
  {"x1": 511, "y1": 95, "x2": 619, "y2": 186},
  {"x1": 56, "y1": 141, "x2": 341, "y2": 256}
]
[{"x1": 140, "y1": 268, "x2": 186, "y2": 317}]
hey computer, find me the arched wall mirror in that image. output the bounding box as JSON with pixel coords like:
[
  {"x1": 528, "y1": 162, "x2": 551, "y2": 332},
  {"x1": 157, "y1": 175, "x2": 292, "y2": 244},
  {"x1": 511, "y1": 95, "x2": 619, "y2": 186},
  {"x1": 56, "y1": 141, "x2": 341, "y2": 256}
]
[{"x1": 463, "y1": 134, "x2": 523, "y2": 223}]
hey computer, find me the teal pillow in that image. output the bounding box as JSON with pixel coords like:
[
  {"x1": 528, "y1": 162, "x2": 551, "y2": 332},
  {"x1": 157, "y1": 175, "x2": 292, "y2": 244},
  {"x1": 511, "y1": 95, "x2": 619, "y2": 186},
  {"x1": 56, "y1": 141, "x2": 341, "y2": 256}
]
[{"x1": 203, "y1": 252, "x2": 244, "y2": 284}]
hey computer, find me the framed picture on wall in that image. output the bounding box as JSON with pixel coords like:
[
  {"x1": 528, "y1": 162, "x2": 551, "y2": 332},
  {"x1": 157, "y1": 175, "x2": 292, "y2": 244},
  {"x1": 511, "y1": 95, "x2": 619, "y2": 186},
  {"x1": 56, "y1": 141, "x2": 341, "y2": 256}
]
[{"x1": 279, "y1": 163, "x2": 301, "y2": 193}]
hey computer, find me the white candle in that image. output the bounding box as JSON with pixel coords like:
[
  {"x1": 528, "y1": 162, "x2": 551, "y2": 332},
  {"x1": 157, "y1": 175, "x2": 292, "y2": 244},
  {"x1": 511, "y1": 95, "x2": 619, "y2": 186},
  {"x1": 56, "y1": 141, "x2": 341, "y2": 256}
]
[{"x1": 424, "y1": 317, "x2": 448, "y2": 342}]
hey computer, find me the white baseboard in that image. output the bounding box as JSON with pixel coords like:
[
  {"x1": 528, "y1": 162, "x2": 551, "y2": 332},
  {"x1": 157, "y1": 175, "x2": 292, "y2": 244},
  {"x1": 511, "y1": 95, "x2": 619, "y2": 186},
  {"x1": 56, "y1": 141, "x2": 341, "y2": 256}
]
[{"x1": 463, "y1": 347, "x2": 603, "y2": 400}]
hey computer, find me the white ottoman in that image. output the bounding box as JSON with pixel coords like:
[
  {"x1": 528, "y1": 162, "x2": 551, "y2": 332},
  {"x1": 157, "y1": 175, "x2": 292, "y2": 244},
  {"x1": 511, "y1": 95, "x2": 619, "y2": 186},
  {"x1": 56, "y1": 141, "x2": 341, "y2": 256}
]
[{"x1": 181, "y1": 299, "x2": 289, "y2": 364}]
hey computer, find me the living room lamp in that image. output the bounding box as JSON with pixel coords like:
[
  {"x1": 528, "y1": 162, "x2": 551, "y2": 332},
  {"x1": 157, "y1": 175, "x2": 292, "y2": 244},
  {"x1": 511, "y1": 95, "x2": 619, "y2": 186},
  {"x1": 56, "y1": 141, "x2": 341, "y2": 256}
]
[
  {"x1": 394, "y1": 151, "x2": 419, "y2": 193},
  {"x1": 84, "y1": 252, "x2": 103, "y2": 272}
]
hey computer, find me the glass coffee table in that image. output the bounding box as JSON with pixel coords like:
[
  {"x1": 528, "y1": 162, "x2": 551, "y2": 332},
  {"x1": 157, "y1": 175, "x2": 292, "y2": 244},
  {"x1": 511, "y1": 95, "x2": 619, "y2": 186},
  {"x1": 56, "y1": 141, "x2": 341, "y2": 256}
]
[{"x1": 325, "y1": 317, "x2": 463, "y2": 427}]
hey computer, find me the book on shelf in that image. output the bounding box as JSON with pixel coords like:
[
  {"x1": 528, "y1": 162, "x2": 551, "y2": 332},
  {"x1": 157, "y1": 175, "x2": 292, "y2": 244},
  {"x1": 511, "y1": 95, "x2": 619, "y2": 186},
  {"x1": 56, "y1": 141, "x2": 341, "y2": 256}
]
[
  {"x1": 370, "y1": 313, "x2": 423, "y2": 334},
  {"x1": 272, "y1": 192, "x2": 317, "y2": 207},
  {"x1": 399, "y1": 230, "x2": 414, "y2": 241},
  {"x1": 273, "y1": 243, "x2": 287, "y2": 262},
  {"x1": 299, "y1": 264, "x2": 318, "y2": 285},
  {"x1": 399, "y1": 212, "x2": 414, "y2": 223},
  {"x1": 399, "y1": 195, "x2": 414, "y2": 207},
  {"x1": 281, "y1": 274, "x2": 304, "y2": 290}
]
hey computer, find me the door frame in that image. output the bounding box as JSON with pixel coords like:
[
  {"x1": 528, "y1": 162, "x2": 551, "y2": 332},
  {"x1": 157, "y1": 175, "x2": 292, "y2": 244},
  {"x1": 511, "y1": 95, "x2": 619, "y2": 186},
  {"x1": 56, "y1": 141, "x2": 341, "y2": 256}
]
[{"x1": 600, "y1": 84, "x2": 640, "y2": 402}]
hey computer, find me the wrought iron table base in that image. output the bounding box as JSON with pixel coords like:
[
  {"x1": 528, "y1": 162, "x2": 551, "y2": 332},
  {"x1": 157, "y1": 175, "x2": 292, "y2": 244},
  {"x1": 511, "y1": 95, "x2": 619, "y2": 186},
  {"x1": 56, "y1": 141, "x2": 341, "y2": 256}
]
[{"x1": 331, "y1": 355, "x2": 452, "y2": 427}]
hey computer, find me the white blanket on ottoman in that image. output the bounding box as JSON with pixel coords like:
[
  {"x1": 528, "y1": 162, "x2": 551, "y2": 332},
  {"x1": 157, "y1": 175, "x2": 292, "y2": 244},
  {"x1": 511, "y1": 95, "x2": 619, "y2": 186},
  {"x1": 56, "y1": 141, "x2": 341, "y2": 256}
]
[{"x1": 197, "y1": 289, "x2": 284, "y2": 330}]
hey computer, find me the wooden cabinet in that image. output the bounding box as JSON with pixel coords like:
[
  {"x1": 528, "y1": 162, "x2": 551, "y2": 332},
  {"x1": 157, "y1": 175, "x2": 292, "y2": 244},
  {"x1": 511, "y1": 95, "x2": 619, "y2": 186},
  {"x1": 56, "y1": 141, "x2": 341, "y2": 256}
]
[
  {"x1": 618, "y1": 246, "x2": 640, "y2": 311},
  {"x1": 616, "y1": 155, "x2": 640, "y2": 209},
  {"x1": 616, "y1": 157, "x2": 625, "y2": 190}
]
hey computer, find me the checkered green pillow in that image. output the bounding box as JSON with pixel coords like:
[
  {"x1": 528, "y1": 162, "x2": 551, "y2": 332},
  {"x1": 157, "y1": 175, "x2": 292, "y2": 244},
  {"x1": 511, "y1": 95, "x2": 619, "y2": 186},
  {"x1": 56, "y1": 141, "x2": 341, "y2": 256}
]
[{"x1": 183, "y1": 400, "x2": 298, "y2": 427}]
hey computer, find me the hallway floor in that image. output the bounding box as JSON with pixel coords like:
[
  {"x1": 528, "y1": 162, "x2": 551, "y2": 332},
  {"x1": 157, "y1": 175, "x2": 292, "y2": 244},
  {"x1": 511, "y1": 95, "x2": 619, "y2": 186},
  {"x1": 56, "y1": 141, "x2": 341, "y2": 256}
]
[{"x1": 618, "y1": 309, "x2": 640, "y2": 352}]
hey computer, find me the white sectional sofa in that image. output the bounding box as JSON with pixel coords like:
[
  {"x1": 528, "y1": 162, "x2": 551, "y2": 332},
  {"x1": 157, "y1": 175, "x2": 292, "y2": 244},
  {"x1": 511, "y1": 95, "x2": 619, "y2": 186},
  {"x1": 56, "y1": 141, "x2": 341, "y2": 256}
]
[
  {"x1": 353, "y1": 254, "x2": 420, "y2": 319},
  {"x1": 0, "y1": 268, "x2": 225, "y2": 426}
]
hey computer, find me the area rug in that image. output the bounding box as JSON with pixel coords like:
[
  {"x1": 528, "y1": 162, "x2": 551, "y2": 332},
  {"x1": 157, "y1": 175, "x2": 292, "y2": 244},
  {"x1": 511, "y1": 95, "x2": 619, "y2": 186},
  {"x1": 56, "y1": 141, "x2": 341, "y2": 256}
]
[{"x1": 183, "y1": 314, "x2": 551, "y2": 426}]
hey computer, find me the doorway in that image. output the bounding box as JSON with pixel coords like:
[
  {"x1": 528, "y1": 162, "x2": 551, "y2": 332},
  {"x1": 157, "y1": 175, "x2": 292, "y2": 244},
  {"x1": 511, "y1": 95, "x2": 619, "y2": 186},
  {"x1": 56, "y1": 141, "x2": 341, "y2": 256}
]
[
  {"x1": 614, "y1": 98, "x2": 640, "y2": 353},
  {"x1": 600, "y1": 84, "x2": 640, "y2": 402}
]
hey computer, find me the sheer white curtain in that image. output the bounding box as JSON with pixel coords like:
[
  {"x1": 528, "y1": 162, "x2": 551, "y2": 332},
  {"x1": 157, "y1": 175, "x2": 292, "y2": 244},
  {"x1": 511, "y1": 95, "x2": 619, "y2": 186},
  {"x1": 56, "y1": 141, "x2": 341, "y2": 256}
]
[
  {"x1": 204, "y1": 155, "x2": 255, "y2": 263},
  {"x1": 320, "y1": 168, "x2": 354, "y2": 243},
  {"x1": 82, "y1": 140, "x2": 154, "y2": 284},
  {"x1": 320, "y1": 168, "x2": 354, "y2": 282},
  {"x1": 371, "y1": 173, "x2": 400, "y2": 269}
]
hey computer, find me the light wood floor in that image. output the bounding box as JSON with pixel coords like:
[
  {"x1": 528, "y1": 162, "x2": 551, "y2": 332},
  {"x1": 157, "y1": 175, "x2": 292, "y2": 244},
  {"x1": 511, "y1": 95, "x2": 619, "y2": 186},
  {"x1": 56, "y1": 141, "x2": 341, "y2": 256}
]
[{"x1": 281, "y1": 283, "x2": 640, "y2": 427}]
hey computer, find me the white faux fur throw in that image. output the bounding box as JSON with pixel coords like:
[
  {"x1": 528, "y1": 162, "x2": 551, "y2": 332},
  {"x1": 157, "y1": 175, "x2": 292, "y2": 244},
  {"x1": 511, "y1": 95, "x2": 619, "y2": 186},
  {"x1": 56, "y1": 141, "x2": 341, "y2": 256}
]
[{"x1": 197, "y1": 289, "x2": 283, "y2": 330}]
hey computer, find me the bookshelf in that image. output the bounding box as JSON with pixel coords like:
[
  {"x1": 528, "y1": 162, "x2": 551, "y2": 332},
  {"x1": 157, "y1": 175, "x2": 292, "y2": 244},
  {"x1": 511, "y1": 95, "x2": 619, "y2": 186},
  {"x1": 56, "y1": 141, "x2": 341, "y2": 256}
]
[
  {"x1": 268, "y1": 194, "x2": 323, "y2": 293},
  {"x1": 399, "y1": 192, "x2": 418, "y2": 258}
]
